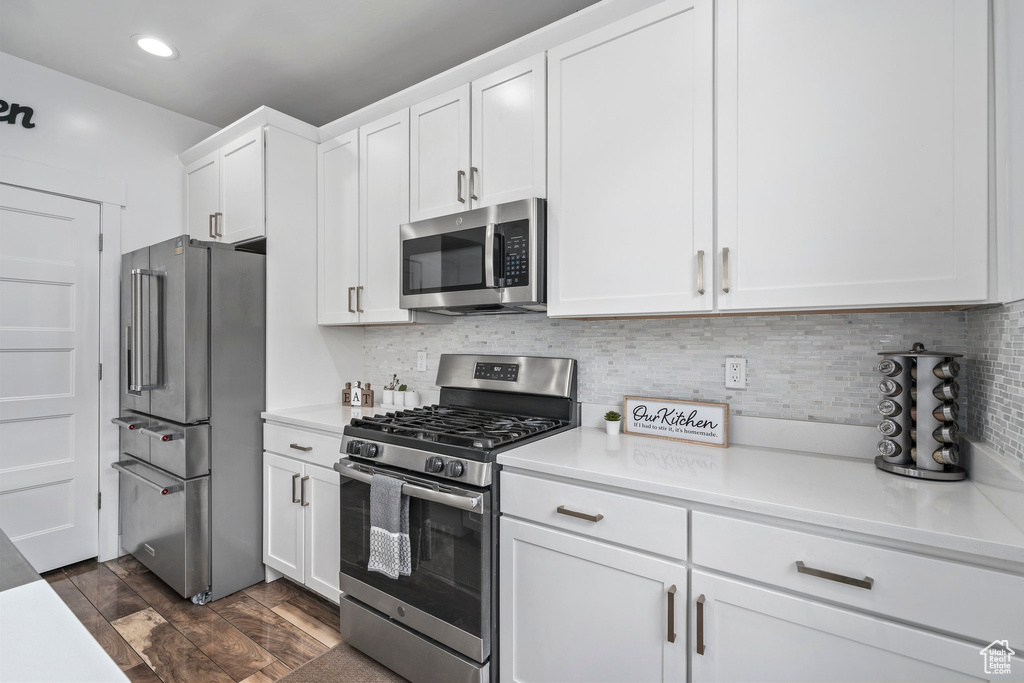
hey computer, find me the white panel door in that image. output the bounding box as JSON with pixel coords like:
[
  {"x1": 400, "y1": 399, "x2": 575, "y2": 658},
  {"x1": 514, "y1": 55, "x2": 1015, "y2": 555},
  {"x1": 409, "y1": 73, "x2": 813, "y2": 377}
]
[
  {"x1": 471, "y1": 54, "x2": 547, "y2": 208},
  {"x1": 0, "y1": 184, "x2": 100, "y2": 572},
  {"x1": 716, "y1": 0, "x2": 988, "y2": 311},
  {"x1": 318, "y1": 130, "x2": 361, "y2": 325},
  {"x1": 185, "y1": 151, "x2": 220, "y2": 240},
  {"x1": 359, "y1": 109, "x2": 412, "y2": 324},
  {"x1": 303, "y1": 463, "x2": 340, "y2": 602},
  {"x1": 410, "y1": 84, "x2": 471, "y2": 221},
  {"x1": 220, "y1": 127, "x2": 266, "y2": 244},
  {"x1": 262, "y1": 452, "x2": 303, "y2": 582},
  {"x1": 547, "y1": 0, "x2": 714, "y2": 317},
  {"x1": 690, "y1": 571, "x2": 1007, "y2": 682},
  {"x1": 500, "y1": 518, "x2": 687, "y2": 683}
]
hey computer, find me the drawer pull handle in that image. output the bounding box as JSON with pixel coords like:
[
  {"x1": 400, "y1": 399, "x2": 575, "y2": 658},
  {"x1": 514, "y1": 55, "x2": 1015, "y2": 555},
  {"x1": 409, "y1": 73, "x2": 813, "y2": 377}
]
[
  {"x1": 696, "y1": 594, "x2": 706, "y2": 655},
  {"x1": 290, "y1": 443, "x2": 313, "y2": 452},
  {"x1": 292, "y1": 473, "x2": 301, "y2": 504},
  {"x1": 667, "y1": 585, "x2": 677, "y2": 643},
  {"x1": 796, "y1": 561, "x2": 874, "y2": 590},
  {"x1": 556, "y1": 505, "x2": 603, "y2": 523}
]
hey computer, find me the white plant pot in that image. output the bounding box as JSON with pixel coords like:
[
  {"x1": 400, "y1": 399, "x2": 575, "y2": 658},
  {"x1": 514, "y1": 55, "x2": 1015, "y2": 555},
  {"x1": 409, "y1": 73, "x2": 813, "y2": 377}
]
[
  {"x1": 605, "y1": 420, "x2": 621, "y2": 435},
  {"x1": 404, "y1": 390, "x2": 419, "y2": 408},
  {"x1": 382, "y1": 389, "x2": 395, "y2": 405}
]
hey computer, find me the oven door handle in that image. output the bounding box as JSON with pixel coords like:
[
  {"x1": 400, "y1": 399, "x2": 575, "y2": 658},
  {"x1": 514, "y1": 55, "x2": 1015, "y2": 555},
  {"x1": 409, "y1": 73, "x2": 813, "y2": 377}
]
[{"x1": 334, "y1": 460, "x2": 483, "y2": 512}]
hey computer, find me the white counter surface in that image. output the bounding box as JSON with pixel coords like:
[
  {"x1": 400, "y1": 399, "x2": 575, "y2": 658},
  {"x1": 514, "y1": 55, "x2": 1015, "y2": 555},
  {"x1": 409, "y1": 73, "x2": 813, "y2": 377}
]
[
  {"x1": 497, "y1": 427, "x2": 1024, "y2": 565},
  {"x1": 262, "y1": 403, "x2": 388, "y2": 435}
]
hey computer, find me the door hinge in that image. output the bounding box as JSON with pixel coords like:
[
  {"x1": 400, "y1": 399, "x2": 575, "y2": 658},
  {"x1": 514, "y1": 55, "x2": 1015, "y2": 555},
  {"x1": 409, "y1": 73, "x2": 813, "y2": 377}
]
[
  {"x1": 98, "y1": 363, "x2": 103, "y2": 380},
  {"x1": 99, "y1": 233, "x2": 104, "y2": 252},
  {"x1": 98, "y1": 492, "x2": 102, "y2": 510}
]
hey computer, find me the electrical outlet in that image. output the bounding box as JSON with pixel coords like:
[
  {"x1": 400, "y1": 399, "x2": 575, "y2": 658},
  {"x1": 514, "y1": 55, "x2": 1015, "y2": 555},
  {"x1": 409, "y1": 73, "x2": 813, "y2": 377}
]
[
  {"x1": 417, "y1": 351, "x2": 427, "y2": 372},
  {"x1": 725, "y1": 357, "x2": 747, "y2": 389}
]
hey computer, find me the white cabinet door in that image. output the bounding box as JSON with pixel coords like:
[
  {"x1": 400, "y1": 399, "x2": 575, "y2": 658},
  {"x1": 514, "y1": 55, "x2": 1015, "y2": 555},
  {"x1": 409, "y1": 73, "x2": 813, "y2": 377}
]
[
  {"x1": 185, "y1": 150, "x2": 220, "y2": 240},
  {"x1": 691, "y1": 571, "x2": 1006, "y2": 682},
  {"x1": 219, "y1": 127, "x2": 266, "y2": 244},
  {"x1": 359, "y1": 109, "x2": 412, "y2": 324},
  {"x1": 471, "y1": 54, "x2": 546, "y2": 208},
  {"x1": 410, "y1": 84, "x2": 471, "y2": 221},
  {"x1": 547, "y1": 0, "x2": 714, "y2": 317},
  {"x1": 716, "y1": 0, "x2": 988, "y2": 311},
  {"x1": 263, "y1": 452, "x2": 303, "y2": 583},
  {"x1": 500, "y1": 518, "x2": 686, "y2": 683},
  {"x1": 303, "y1": 463, "x2": 341, "y2": 602},
  {"x1": 318, "y1": 130, "x2": 361, "y2": 325}
]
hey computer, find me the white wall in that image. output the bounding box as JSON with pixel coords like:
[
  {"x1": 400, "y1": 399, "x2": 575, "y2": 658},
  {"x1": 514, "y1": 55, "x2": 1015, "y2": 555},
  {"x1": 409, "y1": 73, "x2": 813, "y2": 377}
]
[{"x1": 0, "y1": 52, "x2": 218, "y2": 252}]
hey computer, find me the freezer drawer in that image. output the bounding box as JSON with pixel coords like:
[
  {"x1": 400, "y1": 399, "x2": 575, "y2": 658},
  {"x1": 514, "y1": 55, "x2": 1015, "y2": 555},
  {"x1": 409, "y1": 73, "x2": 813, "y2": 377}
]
[
  {"x1": 114, "y1": 456, "x2": 210, "y2": 599},
  {"x1": 113, "y1": 416, "x2": 210, "y2": 479}
]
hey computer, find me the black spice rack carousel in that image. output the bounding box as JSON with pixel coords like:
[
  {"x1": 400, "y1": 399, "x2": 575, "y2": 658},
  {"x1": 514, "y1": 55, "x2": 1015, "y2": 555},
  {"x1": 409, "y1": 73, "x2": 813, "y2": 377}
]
[{"x1": 874, "y1": 342, "x2": 967, "y2": 481}]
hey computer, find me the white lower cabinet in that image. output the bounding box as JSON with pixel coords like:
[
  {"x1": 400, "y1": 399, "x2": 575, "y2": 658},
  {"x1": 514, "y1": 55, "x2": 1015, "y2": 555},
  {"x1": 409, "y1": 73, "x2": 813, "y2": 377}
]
[
  {"x1": 499, "y1": 517, "x2": 687, "y2": 682},
  {"x1": 690, "y1": 570, "x2": 1000, "y2": 682},
  {"x1": 262, "y1": 451, "x2": 341, "y2": 602}
]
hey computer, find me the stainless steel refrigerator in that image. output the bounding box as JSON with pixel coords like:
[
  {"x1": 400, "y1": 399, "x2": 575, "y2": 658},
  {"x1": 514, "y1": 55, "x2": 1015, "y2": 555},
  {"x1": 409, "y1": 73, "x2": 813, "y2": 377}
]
[{"x1": 111, "y1": 234, "x2": 265, "y2": 603}]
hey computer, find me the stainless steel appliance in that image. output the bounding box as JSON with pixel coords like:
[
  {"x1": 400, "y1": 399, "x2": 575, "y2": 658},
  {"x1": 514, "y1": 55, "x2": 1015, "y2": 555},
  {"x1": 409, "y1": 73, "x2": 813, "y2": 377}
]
[
  {"x1": 335, "y1": 354, "x2": 579, "y2": 683},
  {"x1": 400, "y1": 198, "x2": 546, "y2": 315},
  {"x1": 111, "y1": 235, "x2": 265, "y2": 603}
]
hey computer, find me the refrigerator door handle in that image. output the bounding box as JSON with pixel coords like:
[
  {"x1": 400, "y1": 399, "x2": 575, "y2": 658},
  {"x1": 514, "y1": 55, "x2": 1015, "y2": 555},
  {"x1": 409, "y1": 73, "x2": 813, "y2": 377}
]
[{"x1": 130, "y1": 268, "x2": 162, "y2": 392}]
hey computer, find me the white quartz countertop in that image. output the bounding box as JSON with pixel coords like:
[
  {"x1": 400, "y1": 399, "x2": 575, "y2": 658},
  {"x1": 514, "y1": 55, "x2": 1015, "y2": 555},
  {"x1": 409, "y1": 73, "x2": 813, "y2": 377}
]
[
  {"x1": 262, "y1": 403, "x2": 389, "y2": 435},
  {"x1": 497, "y1": 427, "x2": 1024, "y2": 565}
]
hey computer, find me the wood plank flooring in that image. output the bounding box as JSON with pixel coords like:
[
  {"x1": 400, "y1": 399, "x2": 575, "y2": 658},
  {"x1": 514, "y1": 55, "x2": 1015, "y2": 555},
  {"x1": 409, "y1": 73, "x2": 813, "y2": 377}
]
[{"x1": 42, "y1": 557, "x2": 380, "y2": 683}]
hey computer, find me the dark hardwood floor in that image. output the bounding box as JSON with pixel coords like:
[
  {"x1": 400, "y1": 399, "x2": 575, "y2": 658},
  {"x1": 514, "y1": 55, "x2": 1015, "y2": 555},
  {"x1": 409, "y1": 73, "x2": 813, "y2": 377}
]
[{"x1": 42, "y1": 556, "x2": 352, "y2": 683}]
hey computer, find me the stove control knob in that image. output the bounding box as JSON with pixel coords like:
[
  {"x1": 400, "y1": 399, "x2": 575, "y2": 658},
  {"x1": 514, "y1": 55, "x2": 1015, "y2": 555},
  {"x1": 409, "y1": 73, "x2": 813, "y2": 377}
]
[
  {"x1": 424, "y1": 456, "x2": 445, "y2": 474},
  {"x1": 359, "y1": 443, "x2": 379, "y2": 458},
  {"x1": 346, "y1": 440, "x2": 362, "y2": 455},
  {"x1": 445, "y1": 460, "x2": 465, "y2": 478}
]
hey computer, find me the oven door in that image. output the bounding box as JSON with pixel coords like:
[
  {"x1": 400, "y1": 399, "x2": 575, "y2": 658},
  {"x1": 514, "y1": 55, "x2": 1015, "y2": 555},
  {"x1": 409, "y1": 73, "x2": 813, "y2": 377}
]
[{"x1": 335, "y1": 458, "x2": 492, "y2": 663}]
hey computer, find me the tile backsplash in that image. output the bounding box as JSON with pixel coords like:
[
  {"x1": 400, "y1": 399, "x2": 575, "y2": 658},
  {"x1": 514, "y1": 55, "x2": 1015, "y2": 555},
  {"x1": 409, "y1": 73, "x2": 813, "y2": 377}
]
[
  {"x1": 364, "y1": 310, "x2": 967, "y2": 428},
  {"x1": 965, "y1": 299, "x2": 1024, "y2": 464}
]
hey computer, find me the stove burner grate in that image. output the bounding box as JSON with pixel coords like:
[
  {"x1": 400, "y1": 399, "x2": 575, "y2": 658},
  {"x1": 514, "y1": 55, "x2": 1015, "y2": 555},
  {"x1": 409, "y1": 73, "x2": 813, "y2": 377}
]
[{"x1": 350, "y1": 405, "x2": 564, "y2": 450}]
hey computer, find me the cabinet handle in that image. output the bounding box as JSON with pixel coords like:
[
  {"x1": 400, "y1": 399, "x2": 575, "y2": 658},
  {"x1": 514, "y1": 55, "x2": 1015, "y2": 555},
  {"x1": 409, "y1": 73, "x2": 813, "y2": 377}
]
[
  {"x1": 356, "y1": 286, "x2": 364, "y2": 313},
  {"x1": 348, "y1": 287, "x2": 356, "y2": 314},
  {"x1": 470, "y1": 166, "x2": 479, "y2": 201},
  {"x1": 696, "y1": 250, "x2": 705, "y2": 295},
  {"x1": 722, "y1": 247, "x2": 730, "y2": 293},
  {"x1": 291, "y1": 473, "x2": 300, "y2": 504},
  {"x1": 289, "y1": 443, "x2": 312, "y2": 452},
  {"x1": 556, "y1": 505, "x2": 603, "y2": 523},
  {"x1": 457, "y1": 170, "x2": 466, "y2": 203},
  {"x1": 208, "y1": 214, "x2": 216, "y2": 239},
  {"x1": 696, "y1": 594, "x2": 706, "y2": 655},
  {"x1": 795, "y1": 561, "x2": 874, "y2": 590},
  {"x1": 214, "y1": 212, "x2": 223, "y2": 238},
  {"x1": 300, "y1": 476, "x2": 310, "y2": 507},
  {"x1": 667, "y1": 585, "x2": 677, "y2": 643}
]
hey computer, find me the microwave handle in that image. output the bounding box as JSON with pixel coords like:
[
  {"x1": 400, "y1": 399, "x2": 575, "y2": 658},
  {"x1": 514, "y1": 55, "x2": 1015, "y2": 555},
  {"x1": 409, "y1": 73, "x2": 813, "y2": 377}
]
[{"x1": 484, "y1": 223, "x2": 501, "y2": 288}]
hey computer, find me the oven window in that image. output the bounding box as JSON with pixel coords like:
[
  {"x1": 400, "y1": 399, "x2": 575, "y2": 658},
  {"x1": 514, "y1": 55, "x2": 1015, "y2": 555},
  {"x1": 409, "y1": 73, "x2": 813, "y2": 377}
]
[
  {"x1": 403, "y1": 227, "x2": 488, "y2": 295},
  {"x1": 339, "y1": 477, "x2": 490, "y2": 639}
]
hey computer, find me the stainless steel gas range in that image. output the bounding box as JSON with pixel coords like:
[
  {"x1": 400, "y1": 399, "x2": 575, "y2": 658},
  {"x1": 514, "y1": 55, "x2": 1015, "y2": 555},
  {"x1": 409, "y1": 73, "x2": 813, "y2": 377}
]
[{"x1": 334, "y1": 354, "x2": 579, "y2": 683}]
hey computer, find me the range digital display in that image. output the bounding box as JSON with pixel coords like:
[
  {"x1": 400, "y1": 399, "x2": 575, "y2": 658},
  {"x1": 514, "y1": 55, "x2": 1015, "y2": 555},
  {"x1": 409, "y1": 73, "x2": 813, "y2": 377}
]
[{"x1": 474, "y1": 362, "x2": 519, "y2": 382}]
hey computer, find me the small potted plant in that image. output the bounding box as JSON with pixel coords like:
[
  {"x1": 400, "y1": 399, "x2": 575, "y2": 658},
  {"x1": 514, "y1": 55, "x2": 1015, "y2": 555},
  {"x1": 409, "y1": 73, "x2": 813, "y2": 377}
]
[
  {"x1": 604, "y1": 410, "x2": 622, "y2": 435},
  {"x1": 382, "y1": 374, "x2": 400, "y2": 406}
]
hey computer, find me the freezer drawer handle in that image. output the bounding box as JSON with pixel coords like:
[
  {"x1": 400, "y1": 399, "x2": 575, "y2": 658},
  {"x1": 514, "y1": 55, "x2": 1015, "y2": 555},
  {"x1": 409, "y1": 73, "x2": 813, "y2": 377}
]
[
  {"x1": 796, "y1": 561, "x2": 874, "y2": 590},
  {"x1": 556, "y1": 505, "x2": 603, "y2": 523},
  {"x1": 111, "y1": 416, "x2": 150, "y2": 431},
  {"x1": 140, "y1": 426, "x2": 183, "y2": 442},
  {"x1": 112, "y1": 461, "x2": 183, "y2": 495}
]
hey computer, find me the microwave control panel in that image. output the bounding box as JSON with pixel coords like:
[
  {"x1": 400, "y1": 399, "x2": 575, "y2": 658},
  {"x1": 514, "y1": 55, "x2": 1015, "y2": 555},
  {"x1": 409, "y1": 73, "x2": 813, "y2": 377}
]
[{"x1": 502, "y1": 219, "x2": 530, "y2": 288}]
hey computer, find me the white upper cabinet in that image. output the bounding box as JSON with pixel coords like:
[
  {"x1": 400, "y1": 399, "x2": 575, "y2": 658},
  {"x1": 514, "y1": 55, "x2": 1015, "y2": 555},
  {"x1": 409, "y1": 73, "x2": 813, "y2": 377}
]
[
  {"x1": 410, "y1": 85, "x2": 471, "y2": 221},
  {"x1": 547, "y1": 0, "x2": 715, "y2": 317},
  {"x1": 716, "y1": 0, "x2": 989, "y2": 311},
  {"x1": 471, "y1": 55, "x2": 547, "y2": 208},
  {"x1": 409, "y1": 55, "x2": 546, "y2": 222},
  {"x1": 318, "y1": 130, "x2": 360, "y2": 325},
  {"x1": 185, "y1": 127, "x2": 266, "y2": 244}
]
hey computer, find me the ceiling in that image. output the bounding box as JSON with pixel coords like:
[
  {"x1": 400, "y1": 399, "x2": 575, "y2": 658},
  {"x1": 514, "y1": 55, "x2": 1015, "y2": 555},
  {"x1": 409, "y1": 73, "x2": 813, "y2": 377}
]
[{"x1": 0, "y1": 0, "x2": 600, "y2": 128}]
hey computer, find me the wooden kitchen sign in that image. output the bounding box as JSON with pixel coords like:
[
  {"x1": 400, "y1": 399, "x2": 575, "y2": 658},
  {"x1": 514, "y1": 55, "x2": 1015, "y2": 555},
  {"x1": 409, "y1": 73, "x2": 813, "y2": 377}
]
[{"x1": 623, "y1": 396, "x2": 729, "y2": 448}]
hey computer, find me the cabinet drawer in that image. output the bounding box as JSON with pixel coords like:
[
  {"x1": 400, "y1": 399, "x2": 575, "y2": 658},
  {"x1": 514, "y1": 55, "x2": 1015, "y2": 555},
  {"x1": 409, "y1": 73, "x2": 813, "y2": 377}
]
[
  {"x1": 263, "y1": 423, "x2": 342, "y2": 468},
  {"x1": 501, "y1": 472, "x2": 687, "y2": 559},
  {"x1": 691, "y1": 512, "x2": 1024, "y2": 645}
]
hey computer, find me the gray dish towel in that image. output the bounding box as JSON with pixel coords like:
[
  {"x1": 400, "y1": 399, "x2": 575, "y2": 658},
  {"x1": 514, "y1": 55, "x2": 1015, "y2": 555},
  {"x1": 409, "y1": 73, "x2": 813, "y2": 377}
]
[{"x1": 368, "y1": 474, "x2": 412, "y2": 579}]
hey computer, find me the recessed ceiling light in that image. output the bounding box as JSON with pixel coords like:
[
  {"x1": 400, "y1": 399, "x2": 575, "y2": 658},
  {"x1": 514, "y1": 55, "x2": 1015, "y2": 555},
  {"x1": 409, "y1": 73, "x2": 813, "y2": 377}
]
[{"x1": 131, "y1": 34, "x2": 178, "y2": 59}]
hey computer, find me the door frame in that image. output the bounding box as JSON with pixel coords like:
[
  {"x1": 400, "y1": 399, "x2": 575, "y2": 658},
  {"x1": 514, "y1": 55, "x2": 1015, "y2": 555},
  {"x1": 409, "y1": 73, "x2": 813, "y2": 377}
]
[{"x1": 1, "y1": 155, "x2": 125, "y2": 563}]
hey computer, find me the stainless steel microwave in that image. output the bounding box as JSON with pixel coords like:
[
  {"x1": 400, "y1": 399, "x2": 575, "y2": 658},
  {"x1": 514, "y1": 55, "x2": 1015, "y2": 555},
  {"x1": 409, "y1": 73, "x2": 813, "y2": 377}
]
[{"x1": 400, "y1": 198, "x2": 546, "y2": 315}]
